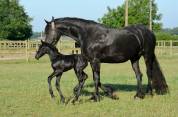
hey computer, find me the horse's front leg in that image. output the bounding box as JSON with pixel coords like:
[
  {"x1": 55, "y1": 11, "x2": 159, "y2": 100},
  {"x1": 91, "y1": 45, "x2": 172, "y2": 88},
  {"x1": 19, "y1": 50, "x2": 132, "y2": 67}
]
[
  {"x1": 55, "y1": 72, "x2": 65, "y2": 103},
  {"x1": 48, "y1": 72, "x2": 56, "y2": 98},
  {"x1": 90, "y1": 60, "x2": 101, "y2": 102}
]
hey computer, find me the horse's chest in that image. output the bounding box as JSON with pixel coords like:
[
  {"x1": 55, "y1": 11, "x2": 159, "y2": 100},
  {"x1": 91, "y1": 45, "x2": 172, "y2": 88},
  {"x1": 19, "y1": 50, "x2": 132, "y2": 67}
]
[{"x1": 81, "y1": 42, "x2": 103, "y2": 58}]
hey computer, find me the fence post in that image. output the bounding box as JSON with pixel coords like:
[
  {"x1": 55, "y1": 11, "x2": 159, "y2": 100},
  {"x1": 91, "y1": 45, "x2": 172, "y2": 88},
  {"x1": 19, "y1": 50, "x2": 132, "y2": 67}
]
[
  {"x1": 160, "y1": 41, "x2": 163, "y2": 56},
  {"x1": 157, "y1": 41, "x2": 159, "y2": 55},
  {"x1": 164, "y1": 41, "x2": 166, "y2": 55},
  {"x1": 36, "y1": 41, "x2": 39, "y2": 50},
  {"x1": 170, "y1": 40, "x2": 173, "y2": 56},
  {"x1": 25, "y1": 40, "x2": 29, "y2": 62}
]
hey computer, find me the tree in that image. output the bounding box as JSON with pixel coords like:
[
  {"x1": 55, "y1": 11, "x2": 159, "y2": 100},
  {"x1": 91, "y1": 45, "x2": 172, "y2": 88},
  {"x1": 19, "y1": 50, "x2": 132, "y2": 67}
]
[
  {"x1": 163, "y1": 27, "x2": 178, "y2": 35},
  {"x1": 99, "y1": 0, "x2": 162, "y2": 31},
  {"x1": 31, "y1": 32, "x2": 42, "y2": 39},
  {"x1": 0, "y1": 0, "x2": 32, "y2": 40}
]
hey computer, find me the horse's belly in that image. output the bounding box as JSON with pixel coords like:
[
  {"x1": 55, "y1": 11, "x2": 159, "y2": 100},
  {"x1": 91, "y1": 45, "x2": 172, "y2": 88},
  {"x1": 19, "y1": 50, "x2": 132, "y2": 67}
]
[{"x1": 100, "y1": 56, "x2": 129, "y2": 63}]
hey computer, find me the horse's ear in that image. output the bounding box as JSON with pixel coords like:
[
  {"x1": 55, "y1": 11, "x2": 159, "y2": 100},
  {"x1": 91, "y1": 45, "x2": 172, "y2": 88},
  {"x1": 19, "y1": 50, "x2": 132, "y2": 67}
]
[
  {"x1": 44, "y1": 19, "x2": 49, "y2": 24},
  {"x1": 52, "y1": 16, "x2": 55, "y2": 21}
]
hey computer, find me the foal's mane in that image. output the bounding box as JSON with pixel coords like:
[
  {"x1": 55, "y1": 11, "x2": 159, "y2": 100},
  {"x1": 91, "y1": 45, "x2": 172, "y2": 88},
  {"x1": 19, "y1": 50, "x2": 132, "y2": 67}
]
[{"x1": 43, "y1": 42, "x2": 59, "y2": 53}]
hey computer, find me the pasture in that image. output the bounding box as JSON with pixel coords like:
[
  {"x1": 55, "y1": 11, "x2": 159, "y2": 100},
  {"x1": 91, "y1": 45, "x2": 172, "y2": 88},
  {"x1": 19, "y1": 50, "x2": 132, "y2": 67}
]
[{"x1": 0, "y1": 56, "x2": 178, "y2": 117}]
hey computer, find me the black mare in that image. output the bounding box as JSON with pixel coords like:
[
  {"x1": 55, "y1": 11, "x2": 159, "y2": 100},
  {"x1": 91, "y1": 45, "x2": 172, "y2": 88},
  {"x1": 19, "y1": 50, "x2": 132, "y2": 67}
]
[
  {"x1": 44, "y1": 17, "x2": 168, "y2": 101},
  {"x1": 35, "y1": 41, "x2": 88, "y2": 103}
]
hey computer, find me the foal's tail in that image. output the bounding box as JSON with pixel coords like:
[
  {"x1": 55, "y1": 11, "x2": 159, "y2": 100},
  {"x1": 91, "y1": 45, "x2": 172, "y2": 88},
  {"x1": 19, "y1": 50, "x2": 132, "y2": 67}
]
[{"x1": 151, "y1": 54, "x2": 169, "y2": 94}]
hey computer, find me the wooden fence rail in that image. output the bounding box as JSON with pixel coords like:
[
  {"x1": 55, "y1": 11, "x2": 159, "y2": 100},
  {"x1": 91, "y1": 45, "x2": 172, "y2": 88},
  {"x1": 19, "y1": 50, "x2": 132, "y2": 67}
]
[
  {"x1": 0, "y1": 40, "x2": 178, "y2": 61},
  {"x1": 156, "y1": 40, "x2": 178, "y2": 56}
]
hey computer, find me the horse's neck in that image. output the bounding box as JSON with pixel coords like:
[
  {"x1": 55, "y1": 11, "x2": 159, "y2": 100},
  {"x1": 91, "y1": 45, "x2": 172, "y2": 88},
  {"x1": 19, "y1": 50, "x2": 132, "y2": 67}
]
[
  {"x1": 56, "y1": 22, "x2": 84, "y2": 44},
  {"x1": 47, "y1": 48, "x2": 61, "y2": 62}
]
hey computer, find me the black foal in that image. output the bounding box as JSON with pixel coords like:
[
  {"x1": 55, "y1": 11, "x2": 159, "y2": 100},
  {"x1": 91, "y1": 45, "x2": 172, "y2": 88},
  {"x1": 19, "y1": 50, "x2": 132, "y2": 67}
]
[{"x1": 35, "y1": 40, "x2": 88, "y2": 103}]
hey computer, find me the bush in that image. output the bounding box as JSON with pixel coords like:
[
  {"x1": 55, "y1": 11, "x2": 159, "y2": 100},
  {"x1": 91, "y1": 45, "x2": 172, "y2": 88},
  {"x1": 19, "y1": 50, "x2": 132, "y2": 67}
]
[{"x1": 155, "y1": 32, "x2": 178, "y2": 40}]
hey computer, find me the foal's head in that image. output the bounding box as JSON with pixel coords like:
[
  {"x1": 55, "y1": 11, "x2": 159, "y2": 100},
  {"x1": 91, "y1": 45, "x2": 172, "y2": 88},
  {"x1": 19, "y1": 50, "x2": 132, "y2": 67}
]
[{"x1": 35, "y1": 40, "x2": 54, "y2": 60}]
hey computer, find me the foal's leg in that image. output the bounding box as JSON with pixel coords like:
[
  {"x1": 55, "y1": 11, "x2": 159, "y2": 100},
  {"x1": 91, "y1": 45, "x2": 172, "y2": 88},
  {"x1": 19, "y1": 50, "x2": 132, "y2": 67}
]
[
  {"x1": 72, "y1": 71, "x2": 88, "y2": 103},
  {"x1": 55, "y1": 73, "x2": 65, "y2": 103},
  {"x1": 72, "y1": 63, "x2": 88, "y2": 103},
  {"x1": 48, "y1": 72, "x2": 56, "y2": 98},
  {"x1": 90, "y1": 60, "x2": 101, "y2": 102},
  {"x1": 131, "y1": 60, "x2": 145, "y2": 99}
]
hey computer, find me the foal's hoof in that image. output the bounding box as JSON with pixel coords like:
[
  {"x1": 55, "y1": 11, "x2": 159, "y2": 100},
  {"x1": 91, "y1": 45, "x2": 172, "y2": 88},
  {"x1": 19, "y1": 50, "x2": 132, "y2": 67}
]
[
  {"x1": 134, "y1": 92, "x2": 145, "y2": 99},
  {"x1": 60, "y1": 97, "x2": 65, "y2": 104},
  {"x1": 65, "y1": 97, "x2": 73, "y2": 105},
  {"x1": 51, "y1": 94, "x2": 56, "y2": 98},
  {"x1": 71, "y1": 99, "x2": 77, "y2": 105},
  {"x1": 73, "y1": 86, "x2": 79, "y2": 94}
]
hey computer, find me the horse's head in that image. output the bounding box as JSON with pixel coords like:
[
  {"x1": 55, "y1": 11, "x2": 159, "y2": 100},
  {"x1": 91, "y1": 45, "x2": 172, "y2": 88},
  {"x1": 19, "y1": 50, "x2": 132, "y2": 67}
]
[
  {"x1": 44, "y1": 17, "x2": 61, "y2": 45},
  {"x1": 35, "y1": 40, "x2": 49, "y2": 60}
]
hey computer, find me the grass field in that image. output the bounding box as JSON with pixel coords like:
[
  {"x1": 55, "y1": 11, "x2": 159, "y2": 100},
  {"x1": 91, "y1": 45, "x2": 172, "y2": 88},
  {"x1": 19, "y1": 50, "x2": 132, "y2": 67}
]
[{"x1": 0, "y1": 56, "x2": 178, "y2": 117}]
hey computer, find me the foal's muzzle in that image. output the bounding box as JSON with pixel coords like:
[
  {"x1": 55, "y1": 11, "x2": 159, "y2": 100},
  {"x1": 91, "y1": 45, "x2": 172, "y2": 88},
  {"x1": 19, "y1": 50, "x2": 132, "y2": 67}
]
[
  {"x1": 35, "y1": 56, "x2": 39, "y2": 60},
  {"x1": 35, "y1": 53, "x2": 39, "y2": 60}
]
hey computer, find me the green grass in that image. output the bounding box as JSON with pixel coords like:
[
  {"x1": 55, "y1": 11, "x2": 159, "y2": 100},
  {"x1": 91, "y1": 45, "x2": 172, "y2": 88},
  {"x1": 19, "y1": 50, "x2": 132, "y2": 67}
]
[{"x1": 0, "y1": 56, "x2": 178, "y2": 117}]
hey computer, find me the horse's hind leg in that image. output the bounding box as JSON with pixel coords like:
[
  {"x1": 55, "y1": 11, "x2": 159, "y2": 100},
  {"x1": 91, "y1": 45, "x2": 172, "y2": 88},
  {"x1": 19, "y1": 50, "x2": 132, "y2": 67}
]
[
  {"x1": 131, "y1": 60, "x2": 145, "y2": 99},
  {"x1": 144, "y1": 55, "x2": 153, "y2": 95},
  {"x1": 55, "y1": 73, "x2": 65, "y2": 103}
]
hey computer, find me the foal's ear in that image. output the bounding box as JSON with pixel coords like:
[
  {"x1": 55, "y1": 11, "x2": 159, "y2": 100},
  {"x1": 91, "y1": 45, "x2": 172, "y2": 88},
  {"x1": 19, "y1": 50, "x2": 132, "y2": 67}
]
[{"x1": 41, "y1": 40, "x2": 44, "y2": 44}]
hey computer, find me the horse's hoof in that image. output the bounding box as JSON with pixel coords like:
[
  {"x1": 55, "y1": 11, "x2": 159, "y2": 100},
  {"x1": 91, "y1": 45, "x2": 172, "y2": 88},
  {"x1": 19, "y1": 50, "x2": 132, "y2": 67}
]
[
  {"x1": 146, "y1": 88, "x2": 154, "y2": 96},
  {"x1": 111, "y1": 93, "x2": 119, "y2": 100},
  {"x1": 134, "y1": 92, "x2": 145, "y2": 99},
  {"x1": 146, "y1": 91, "x2": 154, "y2": 97},
  {"x1": 89, "y1": 93, "x2": 100, "y2": 102}
]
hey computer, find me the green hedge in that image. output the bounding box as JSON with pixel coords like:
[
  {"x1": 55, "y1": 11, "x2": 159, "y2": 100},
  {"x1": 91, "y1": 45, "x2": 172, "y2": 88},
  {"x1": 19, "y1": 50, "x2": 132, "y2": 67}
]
[{"x1": 155, "y1": 32, "x2": 178, "y2": 40}]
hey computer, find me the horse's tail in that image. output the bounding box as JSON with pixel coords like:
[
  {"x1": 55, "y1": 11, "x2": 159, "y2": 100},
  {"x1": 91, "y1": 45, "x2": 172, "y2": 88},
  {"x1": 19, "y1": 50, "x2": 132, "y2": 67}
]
[{"x1": 151, "y1": 54, "x2": 169, "y2": 94}]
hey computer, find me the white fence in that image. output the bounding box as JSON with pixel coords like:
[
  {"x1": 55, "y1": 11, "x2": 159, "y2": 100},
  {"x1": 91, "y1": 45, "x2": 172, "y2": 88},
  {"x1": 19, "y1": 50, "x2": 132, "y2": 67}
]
[
  {"x1": 0, "y1": 39, "x2": 80, "y2": 61},
  {"x1": 156, "y1": 40, "x2": 178, "y2": 56},
  {"x1": 0, "y1": 40, "x2": 178, "y2": 61}
]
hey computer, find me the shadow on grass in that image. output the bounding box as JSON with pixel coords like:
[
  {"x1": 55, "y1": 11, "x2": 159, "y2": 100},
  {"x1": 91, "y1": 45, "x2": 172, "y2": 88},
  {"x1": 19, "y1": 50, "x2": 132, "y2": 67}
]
[{"x1": 81, "y1": 83, "x2": 147, "y2": 96}]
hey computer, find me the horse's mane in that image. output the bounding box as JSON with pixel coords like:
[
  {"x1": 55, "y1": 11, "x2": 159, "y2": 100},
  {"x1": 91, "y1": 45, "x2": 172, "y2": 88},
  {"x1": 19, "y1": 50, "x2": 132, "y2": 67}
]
[{"x1": 54, "y1": 17, "x2": 106, "y2": 27}]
